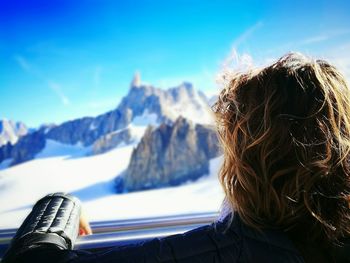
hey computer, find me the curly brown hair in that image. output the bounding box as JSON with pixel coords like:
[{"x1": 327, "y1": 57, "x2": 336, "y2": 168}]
[{"x1": 213, "y1": 52, "x2": 350, "y2": 244}]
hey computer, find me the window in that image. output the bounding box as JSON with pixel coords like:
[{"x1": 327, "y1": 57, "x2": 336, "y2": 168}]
[{"x1": 0, "y1": 0, "x2": 349, "y2": 231}]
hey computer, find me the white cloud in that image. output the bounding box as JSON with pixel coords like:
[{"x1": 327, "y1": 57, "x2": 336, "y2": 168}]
[
  {"x1": 300, "y1": 35, "x2": 329, "y2": 45},
  {"x1": 14, "y1": 54, "x2": 71, "y2": 106},
  {"x1": 300, "y1": 29, "x2": 350, "y2": 46},
  {"x1": 14, "y1": 55, "x2": 32, "y2": 72},
  {"x1": 231, "y1": 21, "x2": 263, "y2": 49},
  {"x1": 324, "y1": 42, "x2": 350, "y2": 82},
  {"x1": 48, "y1": 81, "x2": 70, "y2": 106},
  {"x1": 218, "y1": 21, "x2": 263, "y2": 80},
  {"x1": 270, "y1": 29, "x2": 350, "y2": 53}
]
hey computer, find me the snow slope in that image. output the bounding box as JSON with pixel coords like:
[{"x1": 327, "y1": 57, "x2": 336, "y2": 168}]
[{"x1": 0, "y1": 139, "x2": 224, "y2": 228}]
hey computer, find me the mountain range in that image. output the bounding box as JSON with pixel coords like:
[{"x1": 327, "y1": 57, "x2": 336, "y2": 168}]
[{"x1": 0, "y1": 74, "x2": 220, "y2": 192}]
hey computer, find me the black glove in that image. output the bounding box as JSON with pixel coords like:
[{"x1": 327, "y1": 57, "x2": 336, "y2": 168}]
[{"x1": 2, "y1": 193, "x2": 81, "y2": 263}]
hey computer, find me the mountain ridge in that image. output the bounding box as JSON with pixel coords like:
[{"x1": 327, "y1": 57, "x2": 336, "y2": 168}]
[
  {"x1": 0, "y1": 74, "x2": 214, "y2": 167},
  {"x1": 117, "y1": 117, "x2": 221, "y2": 192}
]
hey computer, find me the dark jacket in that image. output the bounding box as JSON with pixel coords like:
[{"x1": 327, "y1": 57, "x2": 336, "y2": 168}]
[
  {"x1": 2, "y1": 193, "x2": 306, "y2": 263},
  {"x1": 66, "y1": 216, "x2": 304, "y2": 263}
]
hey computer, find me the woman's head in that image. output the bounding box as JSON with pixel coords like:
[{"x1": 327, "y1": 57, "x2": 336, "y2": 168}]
[{"x1": 214, "y1": 52, "x2": 350, "y2": 242}]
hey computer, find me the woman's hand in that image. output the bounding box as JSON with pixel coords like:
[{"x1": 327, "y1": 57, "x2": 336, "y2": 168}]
[{"x1": 79, "y1": 210, "x2": 92, "y2": 236}]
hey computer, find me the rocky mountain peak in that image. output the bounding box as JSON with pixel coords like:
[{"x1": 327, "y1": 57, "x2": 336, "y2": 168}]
[
  {"x1": 0, "y1": 75, "x2": 215, "y2": 167},
  {"x1": 179, "y1": 81, "x2": 195, "y2": 94},
  {"x1": 0, "y1": 119, "x2": 28, "y2": 147},
  {"x1": 130, "y1": 71, "x2": 141, "y2": 88},
  {"x1": 118, "y1": 116, "x2": 221, "y2": 192},
  {"x1": 120, "y1": 77, "x2": 213, "y2": 126}
]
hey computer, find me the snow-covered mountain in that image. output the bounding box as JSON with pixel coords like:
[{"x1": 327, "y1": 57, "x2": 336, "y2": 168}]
[
  {"x1": 120, "y1": 117, "x2": 220, "y2": 192},
  {"x1": 47, "y1": 73, "x2": 213, "y2": 148},
  {"x1": 0, "y1": 119, "x2": 28, "y2": 147},
  {"x1": 0, "y1": 75, "x2": 223, "y2": 229},
  {"x1": 0, "y1": 74, "x2": 214, "y2": 167},
  {"x1": 118, "y1": 73, "x2": 213, "y2": 125}
]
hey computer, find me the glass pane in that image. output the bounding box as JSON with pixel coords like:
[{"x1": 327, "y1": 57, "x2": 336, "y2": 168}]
[{"x1": 0, "y1": 0, "x2": 349, "y2": 229}]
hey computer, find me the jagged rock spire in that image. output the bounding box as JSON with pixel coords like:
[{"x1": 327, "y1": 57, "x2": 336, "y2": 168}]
[{"x1": 131, "y1": 71, "x2": 141, "y2": 88}]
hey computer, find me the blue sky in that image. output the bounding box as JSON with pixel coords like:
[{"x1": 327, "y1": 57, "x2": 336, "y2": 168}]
[{"x1": 1, "y1": 0, "x2": 350, "y2": 127}]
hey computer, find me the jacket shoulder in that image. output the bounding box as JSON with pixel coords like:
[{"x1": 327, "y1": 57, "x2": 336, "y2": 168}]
[
  {"x1": 158, "y1": 222, "x2": 242, "y2": 262},
  {"x1": 85, "y1": 221, "x2": 242, "y2": 263}
]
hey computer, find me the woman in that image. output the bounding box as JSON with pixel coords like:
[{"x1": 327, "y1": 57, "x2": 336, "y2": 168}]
[
  {"x1": 3, "y1": 52, "x2": 350, "y2": 262},
  {"x1": 214, "y1": 52, "x2": 350, "y2": 261}
]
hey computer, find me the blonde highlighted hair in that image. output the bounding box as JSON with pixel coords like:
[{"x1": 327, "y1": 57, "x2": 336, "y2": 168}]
[{"x1": 213, "y1": 52, "x2": 350, "y2": 243}]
